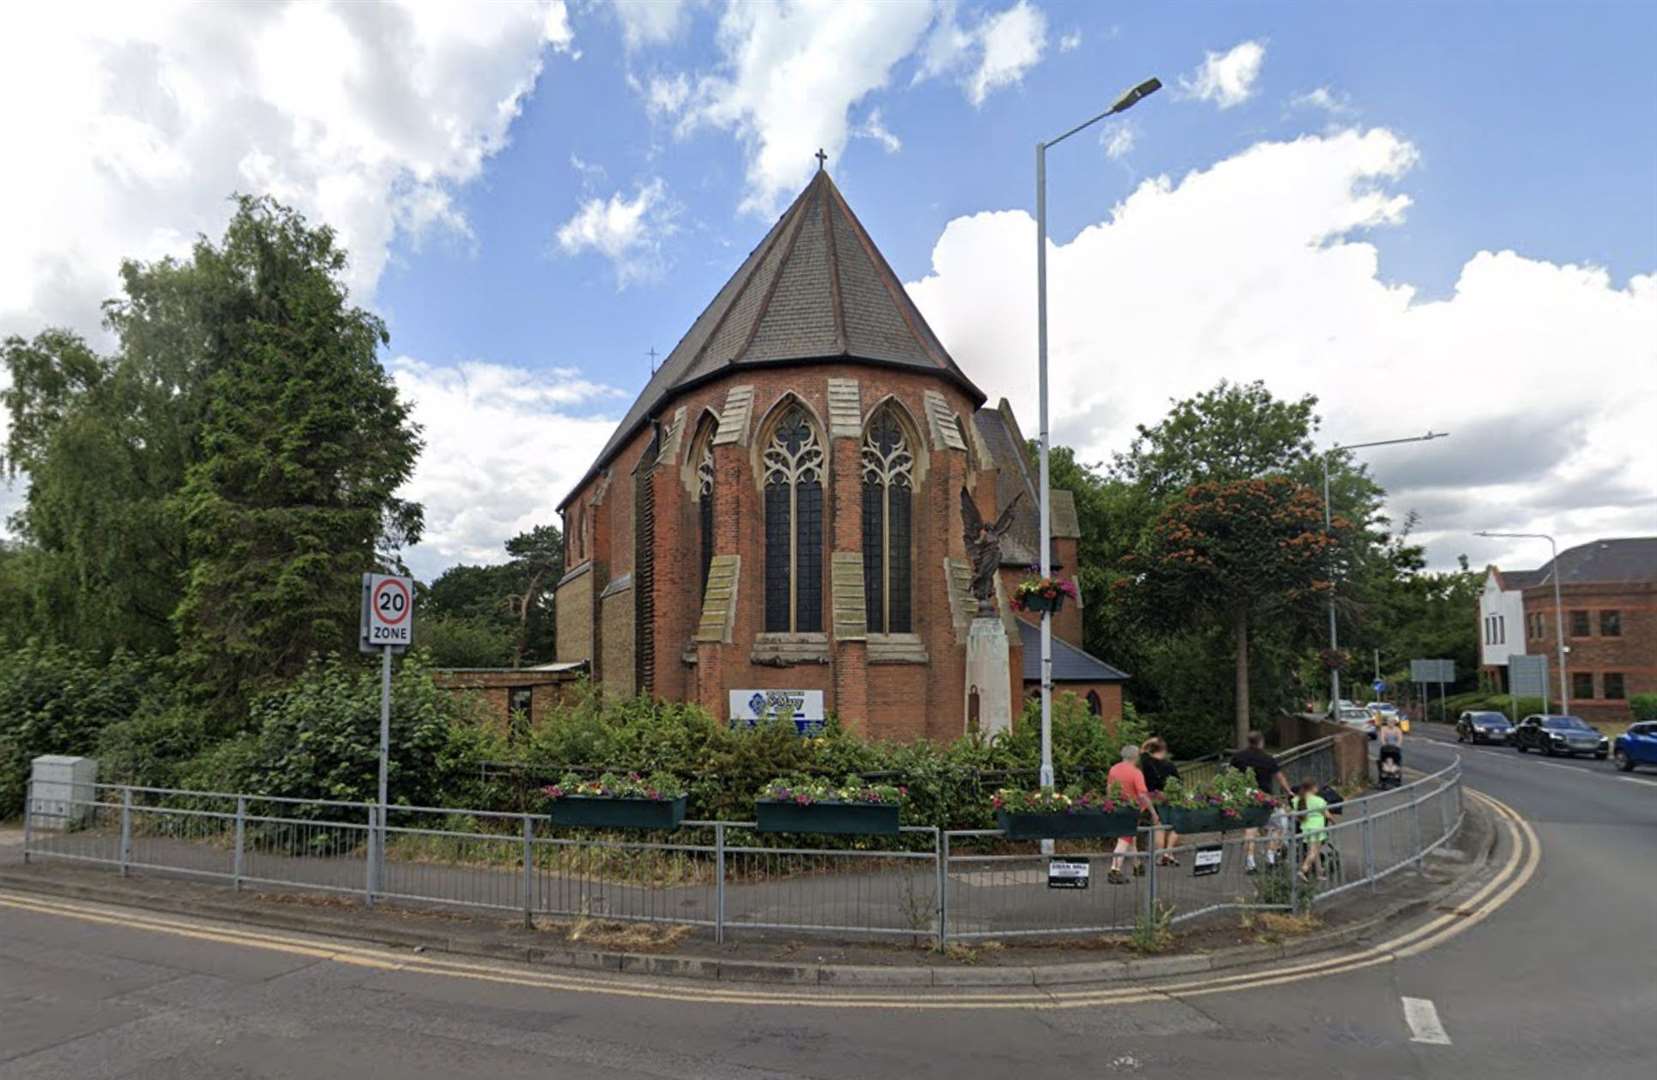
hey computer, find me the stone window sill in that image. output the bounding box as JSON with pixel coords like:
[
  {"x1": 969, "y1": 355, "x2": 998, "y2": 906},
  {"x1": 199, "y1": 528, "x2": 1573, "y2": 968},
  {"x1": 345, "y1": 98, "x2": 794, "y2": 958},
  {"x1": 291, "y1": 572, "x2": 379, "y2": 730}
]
[
  {"x1": 867, "y1": 633, "x2": 929, "y2": 664},
  {"x1": 751, "y1": 632, "x2": 830, "y2": 666}
]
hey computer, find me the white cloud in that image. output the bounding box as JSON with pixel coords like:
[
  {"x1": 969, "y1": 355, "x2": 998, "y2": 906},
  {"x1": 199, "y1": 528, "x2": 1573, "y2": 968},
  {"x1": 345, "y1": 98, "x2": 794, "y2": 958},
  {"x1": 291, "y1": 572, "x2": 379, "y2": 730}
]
[
  {"x1": 1180, "y1": 39, "x2": 1265, "y2": 109},
  {"x1": 1101, "y1": 121, "x2": 1136, "y2": 160},
  {"x1": 555, "y1": 178, "x2": 679, "y2": 286},
  {"x1": 643, "y1": 71, "x2": 691, "y2": 116},
  {"x1": 853, "y1": 107, "x2": 902, "y2": 153},
  {"x1": 919, "y1": 0, "x2": 1049, "y2": 108},
  {"x1": 1059, "y1": 30, "x2": 1082, "y2": 53},
  {"x1": 906, "y1": 128, "x2": 1657, "y2": 570},
  {"x1": 390, "y1": 357, "x2": 624, "y2": 576},
  {"x1": 1292, "y1": 86, "x2": 1353, "y2": 115},
  {"x1": 675, "y1": 0, "x2": 937, "y2": 215},
  {"x1": 0, "y1": 1, "x2": 569, "y2": 343},
  {"x1": 611, "y1": 0, "x2": 692, "y2": 49}
]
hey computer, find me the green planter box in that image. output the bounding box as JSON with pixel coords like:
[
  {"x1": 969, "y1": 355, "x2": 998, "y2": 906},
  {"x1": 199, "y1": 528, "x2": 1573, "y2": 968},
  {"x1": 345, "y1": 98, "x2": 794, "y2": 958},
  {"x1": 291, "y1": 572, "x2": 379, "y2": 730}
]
[
  {"x1": 550, "y1": 795, "x2": 687, "y2": 830},
  {"x1": 755, "y1": 800, "x2": 900, "y2": 836},
  {"x1": 1162, "y1": 805, "x2": 1271, "y2": 833},
  {"x1": 1019, "y1": 592, "x2": 1066, "y2": 614},
  {"x1": 1161, "y1": 806, "x2": 1225, "y2": 834},
  {"x1": 996, "y1": 808, "x2": 1139, "y2": 840}
]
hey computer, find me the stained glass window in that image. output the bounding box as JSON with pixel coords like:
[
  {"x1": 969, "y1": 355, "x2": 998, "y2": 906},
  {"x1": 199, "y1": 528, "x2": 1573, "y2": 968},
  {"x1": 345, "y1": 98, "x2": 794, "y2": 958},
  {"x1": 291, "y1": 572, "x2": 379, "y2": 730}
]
[
  {"x1": 862, "y1": 406, "x2": 914, "y2": 633},
  {"x1": 697, "y1": 430, "x2": 715, "y2": 599},
  {"x1": 762, "y1": 405, "x2": 824, "y2": 632}
]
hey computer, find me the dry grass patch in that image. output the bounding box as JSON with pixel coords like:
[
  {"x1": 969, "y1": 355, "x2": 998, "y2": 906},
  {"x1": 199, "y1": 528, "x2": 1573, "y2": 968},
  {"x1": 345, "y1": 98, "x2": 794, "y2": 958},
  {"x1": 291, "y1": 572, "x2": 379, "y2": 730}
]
[{"x1": 548, "y1": 915, "x2": 694, "y2": 951}]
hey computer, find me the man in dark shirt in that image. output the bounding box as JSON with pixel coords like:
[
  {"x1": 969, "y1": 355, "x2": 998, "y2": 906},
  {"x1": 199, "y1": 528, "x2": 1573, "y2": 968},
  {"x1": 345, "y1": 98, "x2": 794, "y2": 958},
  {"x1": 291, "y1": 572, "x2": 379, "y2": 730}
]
[{"x1": 1229, "y1": 732, "x2": 1294, "y2": 872}]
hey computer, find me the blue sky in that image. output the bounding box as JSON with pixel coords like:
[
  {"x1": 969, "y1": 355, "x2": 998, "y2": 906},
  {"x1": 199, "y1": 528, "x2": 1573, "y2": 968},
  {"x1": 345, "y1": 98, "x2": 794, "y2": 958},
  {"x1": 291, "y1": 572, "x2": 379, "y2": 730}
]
[
  {"x1": 2, "y1": 1, "x2": 1654, "y2": 579},
  {"x1": 380, "y1": 1, "x2": 1656, "y2": 389}
]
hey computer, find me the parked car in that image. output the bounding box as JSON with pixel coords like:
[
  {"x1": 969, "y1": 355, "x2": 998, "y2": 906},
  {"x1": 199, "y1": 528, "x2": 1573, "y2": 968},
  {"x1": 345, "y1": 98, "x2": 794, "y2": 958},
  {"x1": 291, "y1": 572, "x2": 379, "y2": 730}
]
[
  {"x1": 1336, "y1": 706, "x2": 1377, "y2": 739},
  {"x1": 1367, "y1": 702, "x2": 1409, "y2": 733},
  {"x1": 1326, "y1": 698, "x2": 1357, "y2": 718},
  {"x1": 1612, "y1": 722, "x2": 1657, "y2": 772},
  {"x1": 1512, "y1": 714, "x2": 1610, "y2": 758},
  {"x1": 1456, "y1": 710, "x2": 1514, "y2": 745}
]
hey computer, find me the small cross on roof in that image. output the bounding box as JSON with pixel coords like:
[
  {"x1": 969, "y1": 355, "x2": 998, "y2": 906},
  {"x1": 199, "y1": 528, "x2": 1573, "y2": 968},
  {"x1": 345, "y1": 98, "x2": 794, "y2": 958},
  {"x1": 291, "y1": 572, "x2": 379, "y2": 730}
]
[{"x1": 815, "y1": 147, "x2": 827, "y2": 171}]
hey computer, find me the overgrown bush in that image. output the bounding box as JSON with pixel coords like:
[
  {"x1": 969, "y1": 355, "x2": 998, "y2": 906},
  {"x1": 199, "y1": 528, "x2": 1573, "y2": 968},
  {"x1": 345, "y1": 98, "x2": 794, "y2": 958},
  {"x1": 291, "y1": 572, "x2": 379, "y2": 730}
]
[
  {"x1": 1630, "y1": 694, "x2": 1657, "y2": 723},
  {"x1": 0, "y1": 643, "x2": 156, "y2": 814}
]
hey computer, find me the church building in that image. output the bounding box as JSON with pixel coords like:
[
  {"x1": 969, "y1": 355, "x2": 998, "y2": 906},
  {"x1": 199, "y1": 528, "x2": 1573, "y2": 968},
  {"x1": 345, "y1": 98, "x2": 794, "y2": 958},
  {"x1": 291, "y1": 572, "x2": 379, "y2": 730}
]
[{"x1": 554, "y1": 166, "x2": 1126, "y2": 741}]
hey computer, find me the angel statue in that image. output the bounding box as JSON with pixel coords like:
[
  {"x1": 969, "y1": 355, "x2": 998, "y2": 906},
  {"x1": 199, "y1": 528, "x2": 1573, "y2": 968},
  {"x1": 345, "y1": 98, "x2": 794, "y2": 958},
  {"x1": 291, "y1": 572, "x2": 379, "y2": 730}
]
[{"x1": 960, "y1": 488, "x2": 1023, "y2": 617}]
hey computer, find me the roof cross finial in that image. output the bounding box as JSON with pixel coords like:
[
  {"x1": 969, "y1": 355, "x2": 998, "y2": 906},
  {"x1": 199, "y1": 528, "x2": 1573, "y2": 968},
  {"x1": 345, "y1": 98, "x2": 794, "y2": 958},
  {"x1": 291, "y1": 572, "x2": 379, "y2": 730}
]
[
  {"x1": 647, "y1": 346, "x2": 659, "y2": 374},
  {"x1": 815, "y1": 147, "x2": 827, "y2": 172}
]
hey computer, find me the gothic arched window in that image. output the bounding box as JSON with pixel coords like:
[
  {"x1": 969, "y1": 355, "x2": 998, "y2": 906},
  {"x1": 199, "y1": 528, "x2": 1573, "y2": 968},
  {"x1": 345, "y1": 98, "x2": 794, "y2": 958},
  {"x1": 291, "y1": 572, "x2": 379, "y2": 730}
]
[
  {"x1": 762, "y1": 405, "x2": 824, "y2": 633},
  {"x1": 1086, "y1": 690, "x2": 1103, "y2": 717},
  {"x1": 694, "y1": 419, "x2": 717, "y2": 599},
  {"x1": 862, "y1": 405, "x2": 914, "y2": 633}
]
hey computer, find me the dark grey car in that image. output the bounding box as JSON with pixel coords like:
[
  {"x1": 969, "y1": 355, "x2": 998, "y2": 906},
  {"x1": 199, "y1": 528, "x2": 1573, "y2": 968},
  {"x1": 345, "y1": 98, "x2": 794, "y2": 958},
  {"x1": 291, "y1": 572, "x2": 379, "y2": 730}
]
[
  {"x1": 1513, "y1": 714, "x2": 1610, "y2": 758},
  {"x1": 1456, "y1": 710, "x2": 1513, "y2": 744}
]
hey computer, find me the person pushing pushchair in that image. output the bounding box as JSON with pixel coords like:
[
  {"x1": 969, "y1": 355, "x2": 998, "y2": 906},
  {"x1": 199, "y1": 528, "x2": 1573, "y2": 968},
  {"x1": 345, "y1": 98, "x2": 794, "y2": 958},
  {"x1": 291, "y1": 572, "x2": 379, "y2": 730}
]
[{"x1": 1377, "y1": 715, "x2": 1404, "y2": 789}]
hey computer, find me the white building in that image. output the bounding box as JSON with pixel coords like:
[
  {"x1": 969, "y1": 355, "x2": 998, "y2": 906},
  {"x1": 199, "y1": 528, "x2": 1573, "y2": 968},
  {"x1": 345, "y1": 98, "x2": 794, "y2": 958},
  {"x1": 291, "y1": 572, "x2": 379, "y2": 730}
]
[{"x1": 1478, "y1": 566, "x2": 1536, "y2": 671}]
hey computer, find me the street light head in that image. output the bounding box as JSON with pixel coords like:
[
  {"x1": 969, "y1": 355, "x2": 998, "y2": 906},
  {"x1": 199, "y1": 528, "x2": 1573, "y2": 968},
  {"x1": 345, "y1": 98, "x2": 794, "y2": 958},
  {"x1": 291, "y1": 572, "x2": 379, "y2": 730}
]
[{"x1": 1110, "y1": 77, "x2": 1162, "y2": 114}]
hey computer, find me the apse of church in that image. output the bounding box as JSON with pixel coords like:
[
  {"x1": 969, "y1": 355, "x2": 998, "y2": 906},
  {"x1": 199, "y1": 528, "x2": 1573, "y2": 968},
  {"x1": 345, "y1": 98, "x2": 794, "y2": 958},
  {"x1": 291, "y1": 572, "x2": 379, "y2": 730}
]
[{"x1": 554, "y1": 168, "x2": 1126, "y2": 740}]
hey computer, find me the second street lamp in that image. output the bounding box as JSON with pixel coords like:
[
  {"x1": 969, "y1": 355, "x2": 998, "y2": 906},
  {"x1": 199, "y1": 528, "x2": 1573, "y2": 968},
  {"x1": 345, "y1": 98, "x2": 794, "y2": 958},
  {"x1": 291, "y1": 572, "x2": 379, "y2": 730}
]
[
  {"x1": 1035, "y1": 78, "x2": 1161, "y2": 807},
  {"x1": 1320, "y1": 431, "x2": 1448, "y2": 715}
]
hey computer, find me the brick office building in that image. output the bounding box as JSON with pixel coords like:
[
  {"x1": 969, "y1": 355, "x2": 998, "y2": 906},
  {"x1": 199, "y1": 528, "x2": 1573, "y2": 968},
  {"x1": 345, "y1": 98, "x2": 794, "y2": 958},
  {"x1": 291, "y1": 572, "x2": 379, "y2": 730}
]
[
  {"x1": 1478, "y1": 537, "x2": 1657, "y2": 723},
  {"x1": 553, "y1": 168, "x2": 1126, "y2": 740}
]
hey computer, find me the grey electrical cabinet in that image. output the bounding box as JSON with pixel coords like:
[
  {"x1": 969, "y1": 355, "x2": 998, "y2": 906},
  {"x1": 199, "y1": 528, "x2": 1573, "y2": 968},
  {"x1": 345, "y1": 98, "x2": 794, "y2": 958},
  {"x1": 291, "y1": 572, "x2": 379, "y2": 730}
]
[{"x1": 30, "y1": 755, "x2": 98, "y2": 830}]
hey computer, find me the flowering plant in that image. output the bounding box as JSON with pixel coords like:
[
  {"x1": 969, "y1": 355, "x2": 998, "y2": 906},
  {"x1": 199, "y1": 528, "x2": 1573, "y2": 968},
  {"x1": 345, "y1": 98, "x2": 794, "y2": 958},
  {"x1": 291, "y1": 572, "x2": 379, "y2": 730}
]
[
  {"x1": 761, "y1": 777, "x2": 906, "y2": 806},
  {"x1": 542, "y1": 771, "x2": 684, "y2": 802},
  {"x1": 991, "y1": 782, "x2": 1127, "y2": 814},
  {"x1": 1157, "y1": 769, "x2": 1278, "y2": 818},
  {"x1": 1011, "y1": 573, "x2": 1079, "y2": 611},
  {"x1": 1318, "y1": 648, "x2": 1350, "y2": 671}
]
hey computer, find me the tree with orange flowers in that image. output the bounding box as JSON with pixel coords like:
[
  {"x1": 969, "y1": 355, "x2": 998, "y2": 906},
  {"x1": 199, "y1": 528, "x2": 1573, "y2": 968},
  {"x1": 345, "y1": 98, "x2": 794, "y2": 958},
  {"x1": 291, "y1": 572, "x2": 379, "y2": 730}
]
[{"x1": 1119, "y1": 475, "x2": 1344, "y2": 748}]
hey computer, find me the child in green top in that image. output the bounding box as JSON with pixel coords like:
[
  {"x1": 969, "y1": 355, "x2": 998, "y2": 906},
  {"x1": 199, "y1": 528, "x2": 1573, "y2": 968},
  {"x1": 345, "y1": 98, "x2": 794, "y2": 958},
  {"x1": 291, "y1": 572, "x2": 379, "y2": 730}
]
[{"x1": 1295, "y1": 780, "x2": 1329, "y2": 883}]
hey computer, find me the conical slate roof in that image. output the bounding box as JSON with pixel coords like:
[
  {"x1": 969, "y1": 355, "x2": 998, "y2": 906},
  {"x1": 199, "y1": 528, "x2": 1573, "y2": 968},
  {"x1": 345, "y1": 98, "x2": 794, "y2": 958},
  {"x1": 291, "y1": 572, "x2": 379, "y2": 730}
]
[{"x1": 563, "y1": 169, "x2": 984, "y2": 505}]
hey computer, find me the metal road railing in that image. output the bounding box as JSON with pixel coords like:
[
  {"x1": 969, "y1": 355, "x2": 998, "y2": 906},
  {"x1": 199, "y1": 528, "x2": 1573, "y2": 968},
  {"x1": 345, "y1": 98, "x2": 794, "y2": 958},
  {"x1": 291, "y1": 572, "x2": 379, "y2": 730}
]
[{"x1": 22, "y1": 755, "x2": 1460, "y2": 946}]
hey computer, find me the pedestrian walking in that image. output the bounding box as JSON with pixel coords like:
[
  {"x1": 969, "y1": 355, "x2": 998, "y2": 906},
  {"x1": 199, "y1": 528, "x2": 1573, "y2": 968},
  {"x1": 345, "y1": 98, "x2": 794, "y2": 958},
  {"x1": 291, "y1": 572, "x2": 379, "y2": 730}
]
[
  {"x1": 1378, "y1": 715, "x2": 1404, "y2": 787},
  {"x1": 1294, "y1": 780, "x2": 1330, "y2": 883},
  {"x1": 1139, "y1": 737, "x2": 1182, "y2": 866},
  {"x1": 1229, "y1": 731, "x2": 1294, "y2": 873},
  {"x1": 1106, "y1": 744, "x2": 1159, "y2": 884}
]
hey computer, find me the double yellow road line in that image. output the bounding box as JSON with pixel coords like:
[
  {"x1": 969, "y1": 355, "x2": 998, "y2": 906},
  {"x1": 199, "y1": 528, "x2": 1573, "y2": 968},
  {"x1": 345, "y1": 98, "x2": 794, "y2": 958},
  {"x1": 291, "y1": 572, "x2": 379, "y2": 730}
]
[{"x1": 0, "y1": 789, "x2": 1537, "y2": 1011}]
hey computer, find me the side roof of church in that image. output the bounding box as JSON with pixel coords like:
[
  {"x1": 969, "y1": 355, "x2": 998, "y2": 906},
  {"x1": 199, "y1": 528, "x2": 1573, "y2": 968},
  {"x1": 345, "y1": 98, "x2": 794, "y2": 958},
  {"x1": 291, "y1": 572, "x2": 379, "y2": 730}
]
[{"x1": 559, "y1": 168, "x2": 986, "y2": 509}]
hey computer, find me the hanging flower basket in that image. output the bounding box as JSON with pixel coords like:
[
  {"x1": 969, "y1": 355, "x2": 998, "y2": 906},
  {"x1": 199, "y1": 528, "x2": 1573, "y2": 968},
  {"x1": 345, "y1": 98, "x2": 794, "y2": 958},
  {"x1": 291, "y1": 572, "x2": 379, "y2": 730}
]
[
  {"x1": 544, "y1": 772, "x2": 688, "y2": 830},
  {"x1": 755, "y1": 779, "x2": 905, "y2": 835},
  {"x1": 1012, "y1": 574, "x2": 1078, "y2": 614}
]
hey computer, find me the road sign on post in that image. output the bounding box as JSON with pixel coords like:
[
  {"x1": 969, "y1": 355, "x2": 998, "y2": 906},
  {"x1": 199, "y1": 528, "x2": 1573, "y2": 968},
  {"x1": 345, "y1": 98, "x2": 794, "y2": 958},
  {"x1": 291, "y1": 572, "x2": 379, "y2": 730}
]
[
  {"x1": 360, "y1": 573, "x2": 414, "y2": 901},
  {"x1": 1509, "y1": 654, "x2": 1549, "y2": 718},
  {"x1": 362, "y1": 574, "x2": 414, "y2": 649}
]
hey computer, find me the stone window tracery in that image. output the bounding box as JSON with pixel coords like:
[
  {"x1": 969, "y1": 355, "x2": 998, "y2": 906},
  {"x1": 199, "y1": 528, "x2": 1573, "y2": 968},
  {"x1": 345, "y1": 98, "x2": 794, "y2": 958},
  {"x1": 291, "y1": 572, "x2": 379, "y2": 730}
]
[
  {"x1": 762, "y1": 405, "x2": 824, "y2": 633},
  {"x1": 862, "y1": 405, "x2": 914, "y2": 633}
]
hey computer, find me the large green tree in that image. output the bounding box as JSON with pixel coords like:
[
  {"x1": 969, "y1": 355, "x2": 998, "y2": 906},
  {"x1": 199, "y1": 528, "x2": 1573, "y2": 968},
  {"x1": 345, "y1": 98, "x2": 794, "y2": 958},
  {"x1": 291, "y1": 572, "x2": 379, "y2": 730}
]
[
  {"x1": 1120, "y1": 476, "x2": 1344, "y2": 748},
  {"x1": 421, "y1": 523, "x2": 564, "y2": 668},
  {"x1": 170, "y1": 198, "x2": 423, "y2": 716},
  {"x1": 3, "y1": 195, "x2": 423, "y2": 721}
]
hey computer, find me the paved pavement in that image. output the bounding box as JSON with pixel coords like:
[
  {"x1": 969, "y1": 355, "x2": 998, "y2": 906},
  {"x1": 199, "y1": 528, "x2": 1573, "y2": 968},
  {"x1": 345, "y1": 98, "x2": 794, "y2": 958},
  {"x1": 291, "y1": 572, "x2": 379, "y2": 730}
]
[{"x1": 2, "y1": 724, "x2": 1651, "y2": 1079}]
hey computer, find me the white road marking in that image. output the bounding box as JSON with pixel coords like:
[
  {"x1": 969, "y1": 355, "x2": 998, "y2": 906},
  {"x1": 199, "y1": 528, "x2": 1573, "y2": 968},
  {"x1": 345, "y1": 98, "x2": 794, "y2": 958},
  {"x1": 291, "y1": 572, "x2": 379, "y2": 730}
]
[
  {"x1": 1402, "y1": 996, "x2": 1452, "y2": 1045},
  {"x1": 1619, "y1": 776, "x2": 1657, "y2": 788}
]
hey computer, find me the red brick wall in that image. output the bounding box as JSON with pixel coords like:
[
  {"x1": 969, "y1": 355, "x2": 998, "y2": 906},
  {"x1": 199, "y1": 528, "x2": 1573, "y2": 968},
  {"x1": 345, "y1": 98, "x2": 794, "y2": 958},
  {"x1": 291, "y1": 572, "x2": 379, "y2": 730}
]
[
  {"x1": 1522, "y1": 582, "x2": 1656, "y2": 721},
  {"x1": 430, "y1": 671, "x2": 580, "y2": 737},
  {"x1": 560, "y1": 364, "x2": 995, "y2": 741}
]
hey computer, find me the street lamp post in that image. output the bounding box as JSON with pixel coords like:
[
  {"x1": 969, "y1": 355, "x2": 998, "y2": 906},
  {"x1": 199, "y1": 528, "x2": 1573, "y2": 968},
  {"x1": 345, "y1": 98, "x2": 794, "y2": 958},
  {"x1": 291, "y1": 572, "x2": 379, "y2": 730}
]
[
  {"x1": 1476, "y1": 530, "x2": 1568, "y2": 714},
  {"x1": 1320, "y1": 432, "x2": 1447, "y2": 715},
  {"x1": 1036, "y1": 77, "x2": 1160, "y2": 804}
]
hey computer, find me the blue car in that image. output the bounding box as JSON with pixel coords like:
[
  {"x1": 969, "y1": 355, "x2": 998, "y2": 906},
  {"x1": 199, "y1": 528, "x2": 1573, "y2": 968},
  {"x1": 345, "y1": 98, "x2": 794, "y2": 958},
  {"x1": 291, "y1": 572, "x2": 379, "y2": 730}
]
[{"x1": 1613, "y1": 722, "x2": 1657, "y2": 772}]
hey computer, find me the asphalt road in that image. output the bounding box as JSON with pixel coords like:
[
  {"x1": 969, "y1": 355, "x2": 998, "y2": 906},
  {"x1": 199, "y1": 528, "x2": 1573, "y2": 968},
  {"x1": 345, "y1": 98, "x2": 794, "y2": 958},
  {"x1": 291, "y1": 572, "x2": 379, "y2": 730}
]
[{"x1": 3, "y1": 725, "x2": 1652, "y2": 1080}]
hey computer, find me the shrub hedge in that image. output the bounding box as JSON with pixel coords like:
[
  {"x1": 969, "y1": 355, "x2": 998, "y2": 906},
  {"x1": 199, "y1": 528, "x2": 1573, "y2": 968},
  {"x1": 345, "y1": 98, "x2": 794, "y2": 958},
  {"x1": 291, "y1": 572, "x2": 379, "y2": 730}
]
[{"x1": 4, "y1": 645, "x2": 1169, "y2": 830}]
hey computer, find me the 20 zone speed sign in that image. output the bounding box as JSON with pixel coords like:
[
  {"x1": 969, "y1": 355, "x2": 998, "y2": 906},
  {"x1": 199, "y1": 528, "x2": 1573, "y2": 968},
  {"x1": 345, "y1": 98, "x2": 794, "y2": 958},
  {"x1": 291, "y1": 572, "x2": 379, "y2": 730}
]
[{"x1": 362, "y1": 573, "x2": 414, "y2": 647}]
